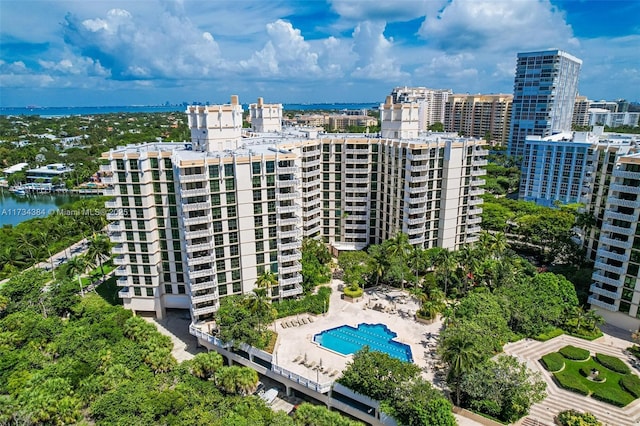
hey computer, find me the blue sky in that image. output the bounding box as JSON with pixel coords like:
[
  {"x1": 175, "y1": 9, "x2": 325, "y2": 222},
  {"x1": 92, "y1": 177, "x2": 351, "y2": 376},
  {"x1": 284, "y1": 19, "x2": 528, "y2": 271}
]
[{"x1": 1, "y1": 0, "x2": 639, "y2": 106}]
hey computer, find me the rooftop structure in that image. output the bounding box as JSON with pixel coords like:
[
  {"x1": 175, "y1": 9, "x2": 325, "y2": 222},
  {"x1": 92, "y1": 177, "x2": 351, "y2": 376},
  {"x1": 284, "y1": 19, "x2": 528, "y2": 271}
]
[{"x1": 390, "y1": 86, "x2": 452, "y2": 130}]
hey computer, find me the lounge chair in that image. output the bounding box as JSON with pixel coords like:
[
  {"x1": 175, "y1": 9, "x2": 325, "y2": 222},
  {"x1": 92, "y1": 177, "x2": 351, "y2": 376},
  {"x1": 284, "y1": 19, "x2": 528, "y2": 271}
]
[
  {"x1": 301, "y1": 318, "x2": 308, "y2": 325},
  {"x1": 281, "y1": 322, "x2": 288, "y2": 328},
  {"x1": 287, "y1": 321, "x2": 294, "y2": 327},
  {"x1": 307, "y1": 361, "x2": 317, "y2": 369},
  {"x1": 307, "y1": 316, "x2": 314, "y2": 323},
  {"x1": 293, "y1": 355, "x2": 302, "y2": 363},
  {"x1": 329, "y1": 370, "x2": 338, "y2": 377}
]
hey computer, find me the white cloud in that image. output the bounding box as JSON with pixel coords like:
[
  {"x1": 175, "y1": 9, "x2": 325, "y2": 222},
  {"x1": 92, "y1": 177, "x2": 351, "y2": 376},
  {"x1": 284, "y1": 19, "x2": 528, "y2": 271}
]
[
  {"x1": 350, "y1": 21, "x2": 408, "y2": 80},
  {"x1": 419, "y1": 0, "x2": 578, "y2": 52},
  {"x1": 329, "y1": 0, "x2": 443, "y2": 22},
  {"x1": 240, "y1": 20, "x2": 321, "y2": 77}
]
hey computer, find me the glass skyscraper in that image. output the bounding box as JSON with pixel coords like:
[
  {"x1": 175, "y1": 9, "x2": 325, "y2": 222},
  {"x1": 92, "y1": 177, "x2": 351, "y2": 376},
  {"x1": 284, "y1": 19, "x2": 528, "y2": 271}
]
[{"x1": 507, "y1": 50, "x2": 582, "y2": 159}]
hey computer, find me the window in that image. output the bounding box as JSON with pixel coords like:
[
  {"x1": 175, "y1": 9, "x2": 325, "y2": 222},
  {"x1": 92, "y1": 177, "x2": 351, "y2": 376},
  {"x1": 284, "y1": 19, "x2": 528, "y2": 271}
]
[
  {"x1": 209, "y1": 165, "x2": 219, "y2": 177},
  {"x1": 225, "y1": 179, "x2": 235, "y2": 190},
  {"x1": 228, "y1": 219, "x2": 237, "y2": 231},
  {"x1": 252, "y1": 162, "x2": 261, "y2": 174},
  {"x1": 253, "y1": 190, "x2": 262, "y2": 202},
  {"x1": 224, "y1": 164, "x2": 234, "y2": 177},
  {"x1": 146, "y1": 288, "x2": 154, "y2": 297}
]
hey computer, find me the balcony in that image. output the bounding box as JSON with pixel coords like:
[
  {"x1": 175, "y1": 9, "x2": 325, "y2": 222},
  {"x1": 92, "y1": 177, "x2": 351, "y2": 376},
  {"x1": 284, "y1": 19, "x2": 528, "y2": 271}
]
[
  {"x1": 188, "y1": 255, "x2": 215, "y2": 267},
  {"x1": 276, "y1": 204, "x2": 302, "y2": 214},
  {"x1": 471, "y1": 169, "x2": 486, "y2": 177},
  {"x1": 107, "y1": 211, "x2": 124, "y2": 221},
  {"x1": 407, "y1": 153, "x2": 429, "y2": 161},
  {"x1": 279, "y1": 228, "x2": 301, "y2": 239},
  {"x1": 191, "y1": 280, "x2": 217, "y2": 291},
  {"x1": 113, "y1": 256, "x2": 127, "y2": 265},
  {"x1": 592, "y1": 271, "x2": 621, "y2": 287},
  {"x1": 466, "y1": 225, "x2": 482, "y2": 234},
  {"x1": 280, "y1": 275, "x2": 303, "y2": 286},
  {"x1": 469, "y1": 189, "x2": 484, "y2": 197},
  {"x1": 193, "y1": 304, "x2": 219, "y2": 316},
  {"x1": 186, "y1": 241, "x2": 212, "y2": 253},
  {"x1": 604, "y1": 210, "x2": 637, "y2": 223},
  {"x1": 607, "y1": 197, "x2": 640, "y2": 209},
  {"x1": 345, "y1": 148, "x2": 369, "y2": 155},
  {"x1": 182, "y1": 187, "x2": 209, "y2": 198},
  {"x1": 304, "y1": 216, "x2": 321, "y2": 228},
  {"x1": 112, "y1": 244, "x2": 126, "y2": 255},
  {"x1": 409, "y1": 236, "x2": 425, "y2": 245},
  {"x1": 589, "y1": 284, "x2": 620, "y2": 300},
  {"x1": 117, "y1": 277, "x2": 129, "y2": 287},
  {"x1": 407, "y1": 174, "x2": 428, "y2": 183},
  {"x1": 280, "y1": 251, "x2": 302, "y2": 262},
  {"x1": 279, "y1": 240, "x2": 301, "y2": 251},
  {"x1": 190, "y1": 268, "x2": 215, "y2": 279},
  {"x1": 345, "y1": 196, "x2": 368, "y2": 203},
  {"x1": 407, "y1": 217, "x2": 425, "y2": 226},
  {"x1": 108, "y1": 222, "x2": 124, "y2": 233},
  {"x1": 279, "y1": 261, "x2": 302, "y2": 275},
  {"x1": 467, "y1": 217, "x2": 482, "y2": 225},
  {"x1": 110, "y1": 233, "x2": 125, "y2": 243},
  {"x1": 302, "y1": 169, "x2": 321, "y2": 180},
  {"x1": 475, "y1": 149, "x2": 489, "y2": 156},
  {"x1": 465, "y1": 235, "x2": 480, "y2": 244},
  {"x1": 596, "y1": 248, "x2": 628, "y2": 263},
  {"x1": 182, "y1": 202, "x2": 210, "y2": 213},
  {"x1": 407, "y1": 227, "x2": 423, "y2": 235},
  {"x1": 593, "y1": 261, "x2": 624, "y2": 276},
  {"x1": 276, "y1": 191, "x2": 300, "y2": 201},
  {"x1": 612, "y1": 169, "x2": 640, "y2": 180},
  {"x1": 587, "y1": 296, "x2": 616, "y2": 311},
  {"x1": 469, "y1": 198, "x2": 483, "y2": 206},
  {"x1": 185, "y1": 228, "x2": 213, "y2": 239},
  {"x1": 105, "y1": 199, "x2": 119, "y2": 209},
  {"x1": 407, "y1": 196, "x2": 428, "y2": 204},
  {"x1": 409, "y1": 165, "x2": 429, "y2": 172},
  {"x1": 180, "y1": 173, "x2": 207, "y2": 183},
  {"x1": 277, "y1": 217, "x2": 300, "y2": 227},
  {"x1": 280, "y1": 285, "x2": 304, "y2": 298},
  {"x1": 468, "y1": 207, "x2": 483, "y2": 216},
  {"x1": 101, "y1": 175, "x2": 115, "y2": 185},
  {"x1": 610, "y1": 183, "x2": 640, "y2": 195},
  {"x1": 347, "y1": 214, "x2": 368, "y2": 221},
  {"x1": 304, "y1": 205, "x2": 321, "y2": 217},
  {"x1": 472, "y1": 178, "x2": 486, "y2": 186},
  {"x1": 99, "y1": 164, "x2": 113, "y2": 173},
  {"x1": 118, "y1": 287, "x2": 132, "y2": 298},
  {"x1": 600, "y1": 237, "x2": 632, "y2": 250},
  {"x1": 345, "y1": 176, "x2": 370, "y2": 184},
  {"x1": 303, "y1": 159, "x2": 321, "y2": 169},
  {"x1": 103, "y1": 187, "x2": 117, "y2": 196},
  {"x1": 407, "y1": 185, "x2": 427, "y2": 194},
  {"x1": 304, "y1": 187, "x2": 321, "y2": 198},
  {"x1": 347, "y1": 157, "x2": 370, "y2": 165},
  {"x1": 276, "y1": 179, "x2": 300, "y2": 188},
  {"x1": 472, "y1": 159, "x2": 488, "y2": 167},
  {"x1": 183, "y1": 214, "x2": 212, "y2": 226},
  {"x1": 277, "y1": 166, "x2": 298, "y2": 174},
  {"x1": 191, "y1": 292, "x2": 219, "y2": 304},
  {"x1": 601, "y1": 223, "x2": 631, "y2": 235},
  {"x1": 407, "y1": 206, "x2": 428, "y2": 215},
  {"x1": 114, "y1": 266, "x2": 128, "y2": 277}
]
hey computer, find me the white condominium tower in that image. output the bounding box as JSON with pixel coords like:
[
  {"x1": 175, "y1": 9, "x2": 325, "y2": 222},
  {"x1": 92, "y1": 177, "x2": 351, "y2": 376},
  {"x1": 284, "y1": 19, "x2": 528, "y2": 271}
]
[
  {"x1": 101, "y1": 96, "x2": 486, "y2": 320},
  {"x1": 390, "y1": 86, "x2": 452, "y2": 130},
  {"x1": 507, "y1": 50, "x2": 582, "y2": 159}
]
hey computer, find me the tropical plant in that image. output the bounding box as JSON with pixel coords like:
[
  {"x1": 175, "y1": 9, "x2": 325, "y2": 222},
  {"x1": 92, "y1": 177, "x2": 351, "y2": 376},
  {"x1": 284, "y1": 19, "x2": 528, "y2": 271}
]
[
  {"x1": 65, "y1": 255, "x2": 88, "y2": 296},
  {"x1": 86, "y1": 233, "x2": 112, "y2": 281}
]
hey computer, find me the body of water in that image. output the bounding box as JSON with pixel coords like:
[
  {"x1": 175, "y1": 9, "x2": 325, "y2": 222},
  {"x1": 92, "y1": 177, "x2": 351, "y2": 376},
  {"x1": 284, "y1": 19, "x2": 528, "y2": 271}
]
[
  {"x1": 0, "y1": 191, "x2": 85, "y2": 226},
  {"x1": 0, "y1": 103, "x2": 378, "y2": 117}
]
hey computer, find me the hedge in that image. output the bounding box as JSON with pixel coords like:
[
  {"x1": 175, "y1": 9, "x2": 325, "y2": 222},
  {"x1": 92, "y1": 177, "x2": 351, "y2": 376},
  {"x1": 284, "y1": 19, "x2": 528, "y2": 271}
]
[
  {"x1": 579, "y1": 367, "x2": 605, "y2": 382},
  {"x1": 541, "y1": 352, "x2": 565, "y2": 372},
  {"x1": 273, "y1": 286, "x2": 331, "y2": 318},
  {"x1": 594, "y1": 353, "x2": 631, "y2": 374},
  {"x1": 620, "y1": 374, "x2": 640, "y2": 398},
  {"x1": 554, "y1": 371, "x2": 590, "y2": 395},
  {"x1": 534, "y1": 328, "x2": 564, "y2": 342},
  {"x1": 559, "y1": 345, "x2": 590, "y2": 361},
  {"x1": 556, "y1": 410, "x2": 602, "y2": 426},
  {"x1": 591, "y1": 386, "x2": 634, "y2": 407},
  {"x1": 343, "y1": 286, "x2": 363, "y2": 298}
]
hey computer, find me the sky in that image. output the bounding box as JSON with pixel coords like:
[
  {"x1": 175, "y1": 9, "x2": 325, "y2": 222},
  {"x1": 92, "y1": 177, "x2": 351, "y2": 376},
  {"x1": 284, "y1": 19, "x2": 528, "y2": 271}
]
[{"x1": 1, "y1": 0, "x2": 639, "y2": 107}]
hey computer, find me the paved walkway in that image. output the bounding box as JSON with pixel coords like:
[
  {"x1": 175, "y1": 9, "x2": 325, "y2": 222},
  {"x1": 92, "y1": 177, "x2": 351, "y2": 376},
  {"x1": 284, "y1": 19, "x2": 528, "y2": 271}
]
[
  {"x1": 144, "y1": 312, "x2": 205, "y2": 362},
  {"x1": 505, "y1": 334, "x2": 640, "y2": 426}
]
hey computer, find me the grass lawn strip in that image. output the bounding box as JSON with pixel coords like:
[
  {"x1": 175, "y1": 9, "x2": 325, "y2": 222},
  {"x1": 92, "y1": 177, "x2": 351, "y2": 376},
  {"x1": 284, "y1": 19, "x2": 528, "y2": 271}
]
[{"x1": 553, "y1": 356, "x2": 636, "y2": 407}]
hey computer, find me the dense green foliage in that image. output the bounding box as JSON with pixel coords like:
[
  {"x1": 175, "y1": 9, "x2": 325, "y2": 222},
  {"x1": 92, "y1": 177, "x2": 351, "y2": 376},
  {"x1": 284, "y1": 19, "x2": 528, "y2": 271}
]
[
  {"x1": 620, "y1": 374, "x2": 640, "y2": 398},
  {"x1": 272, "y1": 286, "x2": 331, "y2": 318},
  {"x1": 595, "y1": 353, "x2": 630, "y2": 374},
  {"x1": 483, "y1": 150, "x2": 520, "y2": 196},
  {"x1": 461, "y1": 356, "x2": 546, "y2": 422},
  {"x1": 214, "y1": 294, "x2": 276, "y2": 350},
  {"x1": 559, "y1": 345, "x2": 590, "y2": 361},
  {"x1": 0, "y1": 197, "x2": 108, "y2": 278},
  {"x1": 338, "y1": 348, "x2": 456, "y2": 426},
  {"x1": 557, "y1": 409, "x2": 602, "y2": 426},
  {"x1": 541, "y1": 352, "x2": 565, "y2": 372},
  {"x1": 535, "y1": 328, "x2": 564, "y2": 341},
  {"x1": 292, "y1": 403, "x2": 363, "y2": 426},
  {"x1": 301, "y1": 239, "x2": 331, "y2": 293}
]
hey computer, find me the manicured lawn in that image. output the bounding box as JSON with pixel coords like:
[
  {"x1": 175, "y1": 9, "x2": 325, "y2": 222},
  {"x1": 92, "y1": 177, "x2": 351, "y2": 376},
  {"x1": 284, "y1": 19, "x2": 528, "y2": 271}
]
[
  {"x1": 95, "y1": 275, "x2": 123, "y2": 306},
  {"x1": 550, "y1": 354, "x2": 637, "y2": 407}
]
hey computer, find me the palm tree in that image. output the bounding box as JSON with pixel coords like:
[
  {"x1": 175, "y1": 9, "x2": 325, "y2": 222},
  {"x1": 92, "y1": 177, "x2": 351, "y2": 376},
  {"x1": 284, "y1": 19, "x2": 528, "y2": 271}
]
[
  {"x1": 367, "y1": 244, "x2": 388, "y2": 287},
  {"x1": 190, "y1": 352, "x2": 224, "y2": 384},
  {"x1": 434, "y1": 248, "x2": 456, "y2": 296},
  {"x1": 439, "y1": 333, "x2": 482, "y2": 406},
  {"x1": 585, "y1": 309, "x2": 604, "y2": 332},
  {"x1": 218, "y1": 366, "x2": 259, "y2": 395},
  {"x1": 386, "y1": 233, "x2": 411, "y2": 289},
  {"x1": 457, "y1": 245, "x2": 478, "y2": 295},
  {"x1": 491, "y1": 232, "x2": 509, "y2": 259},
  {"x1": 65, "y1": 255, "x2": 88, "y2": 296},
  {"x1": 34, "y1": 230, "x2": 57, "y2": 280},
  {"x1": 87, "y1": 233, "x2": 112, "y2": 281},
  {"x1": 255, "y1": 270, "x2": 278, "y2": 299},
  {"x1": 570, "y1": 306, "x2": 587, "y2": 332}
]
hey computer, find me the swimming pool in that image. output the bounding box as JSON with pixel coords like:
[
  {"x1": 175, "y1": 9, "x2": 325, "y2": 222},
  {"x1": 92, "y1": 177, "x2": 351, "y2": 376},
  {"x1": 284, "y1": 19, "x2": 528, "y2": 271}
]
[{"x1": 313, "y1": 323, "x2": 413, "y2": 363}]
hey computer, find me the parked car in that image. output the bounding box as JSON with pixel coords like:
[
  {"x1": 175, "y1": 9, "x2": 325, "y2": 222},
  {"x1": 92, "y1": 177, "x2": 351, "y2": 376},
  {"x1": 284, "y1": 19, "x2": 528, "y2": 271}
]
[{"x1": 259, "y1": 388, "x2": 278, "y2": 405}]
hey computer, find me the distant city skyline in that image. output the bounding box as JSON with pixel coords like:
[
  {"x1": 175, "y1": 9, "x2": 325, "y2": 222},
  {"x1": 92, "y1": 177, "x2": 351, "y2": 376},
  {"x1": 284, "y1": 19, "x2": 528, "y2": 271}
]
[{"x1": 1, "y1": 0, "x2": 639, "y2": 107}]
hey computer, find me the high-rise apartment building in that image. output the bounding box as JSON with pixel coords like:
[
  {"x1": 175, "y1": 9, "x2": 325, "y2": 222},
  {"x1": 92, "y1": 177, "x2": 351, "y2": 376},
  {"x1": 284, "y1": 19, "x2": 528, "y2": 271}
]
[
  {"x1": 444, "y1": 94, "x2": 513, "y2": 145},
  {"x1": 390, "y1": 86, "x2": 452, "y2": 130},
  {"x1": 102, "y1": 96, "x2": 487, "y2": 319},
  {"x1": 519, "y1": 131, "x2": 595, "y2": 206},
  {"x1": 507, "y1": 50, "x2": 582, "y2": 159},
  {"x1": 573, "y1": 96, "x2": 590, "y2": 128}
]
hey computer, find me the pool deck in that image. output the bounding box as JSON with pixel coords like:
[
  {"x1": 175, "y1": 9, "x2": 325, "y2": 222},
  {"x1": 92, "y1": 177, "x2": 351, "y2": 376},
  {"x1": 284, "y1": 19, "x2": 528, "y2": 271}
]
[{"x1": 272, "y1": 279, "x2": 445, "y2": 386}]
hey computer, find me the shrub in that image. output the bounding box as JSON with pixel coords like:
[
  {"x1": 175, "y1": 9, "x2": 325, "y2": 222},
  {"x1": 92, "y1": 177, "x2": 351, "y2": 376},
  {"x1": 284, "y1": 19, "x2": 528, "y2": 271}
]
[
  {"x1": 620, "y1": 374, "x2": 640, "y2": 398},
  {"x1": 273, "y1": 286, "x2": 331, "y2": 318},
  {"x1": 553, "y1": 371, "x2": 590, "y2": 395},
  {"x1": 591, "y1": 386, "x2": 634, "y2": 407},
  {"x1": 534, "y1": 328, "x2": 564, "y2": 341},
  {"x1": 594, "y1": 353, "x2": 630, "y2": 374},
  {"x1": 541, "y1": 352, "x2": 564, "y2": 372},
  {"x1": 628, "y1": 345, "x2": 640, "y2": 359},
  {"x1": 556, "y1": 409, "x2": 602, "y2": 426},
  {"x1": 559, "y1": 345, "x2": 590, "y2": 361},
  {"x1": 343, "y1": 286, "x2": 363, "y2": 298}
]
